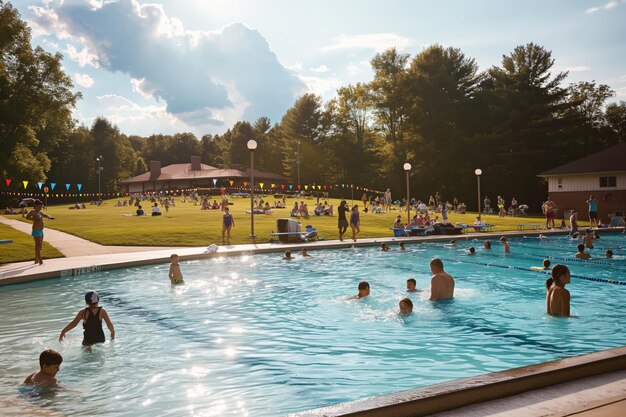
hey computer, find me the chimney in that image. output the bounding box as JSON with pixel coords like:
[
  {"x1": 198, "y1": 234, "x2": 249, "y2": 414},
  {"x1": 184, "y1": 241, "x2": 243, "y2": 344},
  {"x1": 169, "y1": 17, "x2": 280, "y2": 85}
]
[
  {"x1": 190, "y1": 156, "x2": 201, "y2": 171},
  {"x1": 149, "y1": 161, "x2": 161, "y2": 180}
]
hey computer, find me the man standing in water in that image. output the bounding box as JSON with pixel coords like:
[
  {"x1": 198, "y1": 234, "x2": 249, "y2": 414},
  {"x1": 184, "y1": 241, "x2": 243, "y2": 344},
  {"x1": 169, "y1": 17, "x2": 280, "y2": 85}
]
[
  {"x1": 429, "y1": 258, "x2": 455, "y2": 300},
  {"x1": 337, "y1": 200, "x2": 349, "y2": 241}
]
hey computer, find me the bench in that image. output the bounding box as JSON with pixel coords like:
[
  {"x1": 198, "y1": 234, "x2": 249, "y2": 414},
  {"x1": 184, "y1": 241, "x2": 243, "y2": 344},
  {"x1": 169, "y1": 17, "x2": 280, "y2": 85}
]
[
  {"x1": 462, "y1": 224, "x2": 495, "y2": 233},
  {"x1": 517, "y1": 224, "x2": 541, "y2": 231},
  {"x1": 0, "y1": 240, "x2": 13, "y2": 244}
]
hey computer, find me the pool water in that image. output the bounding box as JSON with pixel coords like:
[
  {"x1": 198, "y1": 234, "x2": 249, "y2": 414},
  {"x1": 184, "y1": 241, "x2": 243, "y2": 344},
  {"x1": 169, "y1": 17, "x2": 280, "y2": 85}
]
[{"x1": 0, "y1": 233, "x2": 625, "y2": 417}]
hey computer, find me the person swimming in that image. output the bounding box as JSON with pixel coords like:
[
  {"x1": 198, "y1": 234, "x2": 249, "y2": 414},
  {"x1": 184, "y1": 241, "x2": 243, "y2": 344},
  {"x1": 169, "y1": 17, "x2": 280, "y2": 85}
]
[
  {"x1": 531, "y1": 258, "x2": 551, "y2": 271},
  {"x1": 399, "y1": 298, "x2": 413, "y2": 316}
]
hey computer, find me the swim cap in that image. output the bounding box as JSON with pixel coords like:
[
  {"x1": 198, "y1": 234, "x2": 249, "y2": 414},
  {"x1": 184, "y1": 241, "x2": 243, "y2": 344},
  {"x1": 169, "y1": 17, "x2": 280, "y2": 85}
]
[{"x1": 85, "y1": 290, "x2": 99, "y2": 304}]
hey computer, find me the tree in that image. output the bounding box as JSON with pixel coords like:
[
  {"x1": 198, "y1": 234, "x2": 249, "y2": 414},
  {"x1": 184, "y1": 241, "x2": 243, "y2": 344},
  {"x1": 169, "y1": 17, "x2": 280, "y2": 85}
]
[
  {"x1": 605, "y1": 101, "x2": 626, "y2": 143},
  {"x1": 0, "y1": 1, "x2": 80, "y2": 180}
]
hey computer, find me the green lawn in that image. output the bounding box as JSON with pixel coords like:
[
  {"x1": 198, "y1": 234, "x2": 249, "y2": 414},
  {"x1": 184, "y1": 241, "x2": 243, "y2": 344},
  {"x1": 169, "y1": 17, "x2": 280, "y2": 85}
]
[
  {"x1": 0, "y1": 222, "x2": 64, "y2": 264},
  {"x1": 8, "y1": 196, "x2": 565, "y2": 248}
]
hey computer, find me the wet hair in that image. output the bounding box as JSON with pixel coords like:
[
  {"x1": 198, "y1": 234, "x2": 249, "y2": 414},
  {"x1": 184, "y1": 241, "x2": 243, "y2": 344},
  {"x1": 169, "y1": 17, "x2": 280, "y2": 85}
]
[
  {"x1": 358, "y1": 281, "x2": 370, "y2": 291},
  {"x1": 469, "y1": 247, "x2": 476, "y2": 254},
  {"x1": 546, "y1": 264, "x2": 570, "y2": 289},
  {"x1": 399, "y1": 297, "x2": 413, "y2": 311},
  {"x1": 284, "y1": 251, "x2": 291, "y2": 257},
  {"x1": 543, "y1": 259, "x2": 551, "y2": 268},
  {"x1": 500, "y1": 236, "x2": 507, "y2": 242},
  {"x1": 39, "y1": 349, "x2": 63, "y2": 368},
  {"x1": 430, "y1": 258, "x2": 444, "y2": 270},
  {"x1": 577, "y1": 243, "x2": 585, "y2": 252},
  {"x1": 407, "y1": 278, "x2": 416, "y2": 286},
  {"x1": 170, "y1": 254, "x2": 178, "y2": 260},
  {"x1": 484, "y1": 241, "x2": 491, "y2": 249},
  {"x1": 399, "y1": 242, "x2": 405, "y2": 249},
  {"x1": 606, "y1": 250, "x2": 613, "y2": 258}
]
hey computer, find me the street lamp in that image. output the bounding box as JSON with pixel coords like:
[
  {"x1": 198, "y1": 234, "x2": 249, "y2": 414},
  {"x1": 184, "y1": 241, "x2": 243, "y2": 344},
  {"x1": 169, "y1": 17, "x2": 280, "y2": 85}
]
[
  {"x1": 404, "y1": 162, "x2": 412, "y2": 225},
  {"x1": 475, "y1": 168, "x2": 482, "y2": 221},
  {"x1": 96, "y1": 155, "x2": 103, "y2": 198},
  {"x1": 247, "y1": 140, "x2": 257, "y2": 239}
]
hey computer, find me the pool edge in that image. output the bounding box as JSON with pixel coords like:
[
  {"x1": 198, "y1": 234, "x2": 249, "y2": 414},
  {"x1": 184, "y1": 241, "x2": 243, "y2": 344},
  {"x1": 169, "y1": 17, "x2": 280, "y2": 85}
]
[{"x1": 288, "y1": 346, "x2": 626, "y2": 417}]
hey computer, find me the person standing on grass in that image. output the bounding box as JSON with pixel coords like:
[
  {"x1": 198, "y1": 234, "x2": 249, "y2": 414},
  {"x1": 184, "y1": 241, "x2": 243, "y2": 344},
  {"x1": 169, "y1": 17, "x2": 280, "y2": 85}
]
[
  {"x1": 222, "y1": 207, "x2": 234, "y2": 243},
  {"x1": 23, "y1": 199, "x2": 55, "y2": 265},
  {"x1": 337, "y1": 200, "x2": 349, "y2": 241},
  {"x1": 350, "y1": 205, "x2": 360, "y2": 242}
]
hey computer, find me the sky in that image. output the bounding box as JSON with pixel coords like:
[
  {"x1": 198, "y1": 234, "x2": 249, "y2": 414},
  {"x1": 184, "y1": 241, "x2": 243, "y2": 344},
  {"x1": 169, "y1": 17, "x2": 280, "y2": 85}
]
[{"x1": 9, "y1": 0, "x2": 626, "y2": 137}]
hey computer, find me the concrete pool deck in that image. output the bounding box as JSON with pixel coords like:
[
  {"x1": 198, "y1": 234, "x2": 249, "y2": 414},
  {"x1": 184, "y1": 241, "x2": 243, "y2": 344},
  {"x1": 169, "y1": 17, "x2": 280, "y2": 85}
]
[{"x1": 1, "y1": 218, "x2": 625, "y2": 416}]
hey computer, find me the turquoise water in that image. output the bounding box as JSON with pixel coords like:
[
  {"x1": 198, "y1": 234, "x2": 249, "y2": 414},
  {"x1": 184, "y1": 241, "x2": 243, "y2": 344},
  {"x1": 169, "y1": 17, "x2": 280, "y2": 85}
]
[{"x1": 0, "y1": 233, "x2": 625, "y2": 416}]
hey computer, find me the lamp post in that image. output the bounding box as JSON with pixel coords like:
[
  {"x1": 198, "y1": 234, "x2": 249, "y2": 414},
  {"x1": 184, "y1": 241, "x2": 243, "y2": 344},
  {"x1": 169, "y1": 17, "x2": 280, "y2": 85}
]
[
  {"x1": 404, "y1": 162, "x2": 412, "y2": 225},
  {"x1": 96, "y1": 155, "x2": 103, "y2": 198},
  {"x1": 475, "y1": 168, "x2": 482, "y2": 221},
  {"x1": 247, "y1": 140, "x2": 257, "y2": 239}
]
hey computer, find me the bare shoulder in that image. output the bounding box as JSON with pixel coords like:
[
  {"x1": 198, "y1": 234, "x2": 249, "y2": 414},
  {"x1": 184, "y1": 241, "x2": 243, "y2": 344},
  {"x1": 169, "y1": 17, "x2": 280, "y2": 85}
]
[{"x1": 24, "y1": 371, "x2": 36, "y2": 384}]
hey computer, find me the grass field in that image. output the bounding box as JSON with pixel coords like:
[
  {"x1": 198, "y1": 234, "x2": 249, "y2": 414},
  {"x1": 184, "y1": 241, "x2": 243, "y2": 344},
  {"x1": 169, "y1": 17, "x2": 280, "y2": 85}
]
[
  {"x1": 0, "y1": 223, "x2": 64, "y2": 264},
  {"x1": 5, "y1": 195, "x2": 567, "y2": 250}
]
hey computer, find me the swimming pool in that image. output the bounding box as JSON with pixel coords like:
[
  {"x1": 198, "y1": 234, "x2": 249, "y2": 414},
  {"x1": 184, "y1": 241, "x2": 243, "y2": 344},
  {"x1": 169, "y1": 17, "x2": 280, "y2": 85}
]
[{"x1": 0, "y1": 233, "x2": 624, "y2": 416}]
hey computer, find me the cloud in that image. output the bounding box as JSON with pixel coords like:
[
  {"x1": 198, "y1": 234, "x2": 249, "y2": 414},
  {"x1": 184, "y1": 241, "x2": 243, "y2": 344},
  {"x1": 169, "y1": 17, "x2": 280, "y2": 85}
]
[
  {"x1": 563, "y1": 66, "x2": 592, "y2": 72},
  {"x1": 30, "y1": 0, "x2": 305, "y2": 128},
  {"x1": 298, "y1": 75, "x2": 343, "y2": 97},
  {"x1": 323, "y1": 33, "x2": 415, "y2": 53},
  {"x1": 586, "y1": 1, "x2": 621, "y2": 13},
  {"x1": 74, "y1": 73, "x2": 94, "y2": 88},
  {"x1": 310, "y1": 64, "x2": 329, "y2": 73}
]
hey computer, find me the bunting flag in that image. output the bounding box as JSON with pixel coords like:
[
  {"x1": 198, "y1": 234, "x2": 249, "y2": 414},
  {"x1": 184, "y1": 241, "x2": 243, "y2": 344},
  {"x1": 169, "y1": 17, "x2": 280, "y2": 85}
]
[
  {"x1": 77, "y1": 184, "x2": 82, "y2": 191},
  {"x1": 23, "y1": 181, "x2": 29, "y2": 189},
  {"x1": 259, "y1": 182, "x2": 264, "y2": 189},
  {"x1": 212, "y1": 179, "x2": 217, "y2": 186},
  {"x1": 229, "y1": 180, "x2": 234, "y2": 186},
  {"x1": 5, "y1": 179, "x2": 11, "y2": 187},
  {"x1": 271, "y1": 183, "x2": 275, "y2": 188},
  {"x1": 66, "y1": 184, "x2": 70, "y2": 190},
  {"x1": 297, "y1": 185, "x2": 301, "y2": 190},
  {"x1": 304, "y1": 185, "x2": 308, "y2": 190},
  {"x1": 281, "y1": 184, "x2": 285, "y2": 190},
  {"x1": 51, "y1": 183, "x2": 56, "y2": 190},
  {"x1": 243, "y1": 181, "x2": 248, "y2": 187},
  {"x1": 289, "y1": 185, "x2": 293, "y2": 190},
  {"x1": 37, "y1": 182, "x2": 43, "y2": 189}
]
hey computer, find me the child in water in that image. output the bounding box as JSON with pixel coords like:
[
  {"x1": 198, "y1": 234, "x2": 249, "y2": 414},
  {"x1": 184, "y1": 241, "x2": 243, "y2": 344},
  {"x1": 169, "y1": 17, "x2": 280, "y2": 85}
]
[
  {"x1": 399, "y1": 298, "x2": 413, "y2": 316},
  {"x1": 500, "y1": 236, "x2": 510, "y2": 253},
  {"x1": 59, "y1": 291, "x2": 115, "y2": 346},
  {"x1": 24, "y1": 349, "x2": 63, "y2": 388},
  {"x1": 169, "y1": 254, "x2": 184, "y2": 284}
]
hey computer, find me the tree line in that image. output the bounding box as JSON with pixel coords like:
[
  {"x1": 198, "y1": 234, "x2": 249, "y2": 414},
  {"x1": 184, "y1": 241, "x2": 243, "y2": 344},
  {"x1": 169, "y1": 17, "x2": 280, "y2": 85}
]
[{"x1": 1, "y1": 1, "x2": 625, "y2": 211}]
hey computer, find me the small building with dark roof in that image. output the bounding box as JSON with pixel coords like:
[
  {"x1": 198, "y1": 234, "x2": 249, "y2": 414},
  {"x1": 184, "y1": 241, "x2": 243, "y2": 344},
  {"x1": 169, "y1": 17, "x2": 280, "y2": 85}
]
[
  {"x1": 538, "y1": 142, "x2": 626, "y2": 221},
  {"x1": 120, "y1": 156, "x2": 287, "y2": 193}
]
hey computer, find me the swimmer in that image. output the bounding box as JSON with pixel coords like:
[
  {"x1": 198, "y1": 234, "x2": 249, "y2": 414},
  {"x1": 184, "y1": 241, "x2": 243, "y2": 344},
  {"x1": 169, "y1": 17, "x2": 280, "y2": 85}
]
[
  {"x1": 531, "y1": 259, "x2": 551, "y2": 271},
  {"x1": 605, "y1": 249, "x2": 613, "y2": 259},
  {"x1": 24, "y1": 349, "x2": 63, "y2": 388},
  {"x1": 59, "y1": 291, "x2": 115, "y2": 346},
  {"x1": 583, "y1": 231, "x2": 594, "y2": 249},
  {"x1": 399, "y1": 298, "x2": 413, "y2": 316},
  {"x1": 468, "y1": 247, "x2": 476, "y2": 255},
  {"x1": 575, "y1": 243, "x2": 591, "y2": 259},
  {"x1": 301, "y1": 248, "x2": 312, "y2": 257},
  {"x1": 399, "y1": 242, "x2": 405, "y2": 251},
  {"x1": 483, "y1": 240, "x2": 491, "y2": 249},
  {"x1": 406, "y1": 278, "x2": 418, "y2": 292},
  {"x1": 349, "y1": 281, "x2": 370, "y2": 299},
  {"x1": 500, "y1": 236, "x2": 510, "y2": 253},
  {"x1": 283, "y1": 251, "x2": 294, "y2": 260},
  {"x1": 444, "y1": 240, "x2": 456, "y2": 248},
  {"x1": 429, "y1": 258, "x2": 455, "y2": 301},
  {"x1": 381, "y1": 242, "x2": 390, "y2": 252},
  {"x1": 546, "y1": 264, "x2": 571, "y2": 317},
  {"x1": 169, "y1": 254, "x2": 184, "y2": 284}
]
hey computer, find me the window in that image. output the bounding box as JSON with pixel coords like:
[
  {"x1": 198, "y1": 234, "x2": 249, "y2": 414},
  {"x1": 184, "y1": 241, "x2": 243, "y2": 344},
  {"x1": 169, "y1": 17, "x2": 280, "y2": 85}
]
[
  {"x1": 599, "y1": 176, "x2": 616, "y2": 188},
  {"x1": 557, "y1": 178, "x2": 563, "y2": 190}
]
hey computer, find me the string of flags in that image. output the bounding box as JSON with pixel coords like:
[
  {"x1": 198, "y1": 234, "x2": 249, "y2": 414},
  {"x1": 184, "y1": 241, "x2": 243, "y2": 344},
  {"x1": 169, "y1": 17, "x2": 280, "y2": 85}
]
[{"x1": 0, "y1": 177, "x2": 387, "y2": 198}]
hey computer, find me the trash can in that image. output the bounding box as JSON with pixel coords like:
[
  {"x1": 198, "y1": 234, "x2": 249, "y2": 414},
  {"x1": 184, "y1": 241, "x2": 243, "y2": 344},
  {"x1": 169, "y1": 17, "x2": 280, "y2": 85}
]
[{"x1": 276, "y1": 218, "x2": 301, "y2": 243}]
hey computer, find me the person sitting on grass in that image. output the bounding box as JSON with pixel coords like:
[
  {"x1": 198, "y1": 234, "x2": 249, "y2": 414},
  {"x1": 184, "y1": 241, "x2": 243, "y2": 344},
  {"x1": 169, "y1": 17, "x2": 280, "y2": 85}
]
[
  {"x1": 24, "y1": 349, "x2": 63, "y2": 388},
  {"x1": 393, "y1": 215, "x2": 403, "y2": 229},
  {"x1": 151, "y1": 203, "x2": 161, "y2": 216},
  {"x1": 135, "y1": 205, "x2": 145, "y2": 216},
  {"x1": 575, "y1": 243, "x2": 591, "y2": 259}
]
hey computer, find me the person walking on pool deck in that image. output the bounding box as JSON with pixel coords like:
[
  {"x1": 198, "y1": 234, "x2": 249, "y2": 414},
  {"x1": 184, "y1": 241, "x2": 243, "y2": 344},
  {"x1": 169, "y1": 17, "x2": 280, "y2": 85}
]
[
  {"x1": 587, "y1": 195, "x2": 598, "y2": 227},
  {"x1": 337, "y1": 200, "x2": 349, "y2": 241},
  {"x1": 23, "y1": 199, "x2": 55, "y2": 265},
  {"x1": 350, "y1": 205, "x2": 360, "y2": 242},
  {"x1": 429, "y1": 258, "x2": 455, "y2": 301},
  {"x1": 24, "y1": 349, "x2": 63, "y2": 388},
  {"x1": 546, "y1": 264, "x2": 571, "y2": 317},
  {"x1": 59, "y1": 291, "x2": 115, "y2": 346},
  {"x1": 542, "y1": 196, "x2": 557, "y2": 229}
]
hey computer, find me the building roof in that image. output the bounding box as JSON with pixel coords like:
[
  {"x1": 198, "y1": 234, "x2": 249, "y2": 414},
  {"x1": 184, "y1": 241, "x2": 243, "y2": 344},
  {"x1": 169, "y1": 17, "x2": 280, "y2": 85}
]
[
  {"x1": 538, "y1": 142, "x2": 626, "y2": 176},
  {"x1": 120, "y1": 162, "x2": 286, "y2": 184}
]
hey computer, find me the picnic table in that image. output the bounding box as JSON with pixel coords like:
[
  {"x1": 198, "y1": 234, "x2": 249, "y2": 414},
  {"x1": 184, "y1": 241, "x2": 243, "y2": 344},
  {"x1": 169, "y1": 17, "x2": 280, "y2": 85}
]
[{"x1": 516, "y1": 224, "x2": 541, "y2": 231}]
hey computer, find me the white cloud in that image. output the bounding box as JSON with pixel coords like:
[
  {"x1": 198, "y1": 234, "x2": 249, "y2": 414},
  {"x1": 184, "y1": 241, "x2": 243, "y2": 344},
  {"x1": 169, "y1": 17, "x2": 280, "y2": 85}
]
[
  {"x1": 323, "y1": 33, "x2": 415, "y2": 53},
  {"x1": 74, "y1": 73, "x2": 94, "y2": 88},
  {"x1": 286, "y1": 62, "x2": 303, "y2": 71},
  {"x1": 563, "y1": 66, "x2": 592, "y2": 72},
  {"x1": 615, "y1": 86, "x2": 626, "y2": 98},
  {"x1": 310, "y1": 64, "x2": 329, "y2": 73},
  {"x1": 586, "y1": 1, "x2": 621, "y2": 13},
  {"x1": 130, "y1": 78, "x2": 157, "y2": 99},
  {"x1": 346, "y1": 61, "x2": 370, "y2": 75},
  {"x1": 298, "y1": 75, "x2": 343, "y2": 97},
  {"x1": 66, "y1": 45, "x2": 100, "y2": 68}
]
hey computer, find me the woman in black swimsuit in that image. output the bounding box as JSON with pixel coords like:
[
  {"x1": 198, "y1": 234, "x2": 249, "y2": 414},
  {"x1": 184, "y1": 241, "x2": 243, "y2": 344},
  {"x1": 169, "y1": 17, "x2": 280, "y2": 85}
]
[{"x1": 59, "y1": 291, "x2": 115, "y2": 346}]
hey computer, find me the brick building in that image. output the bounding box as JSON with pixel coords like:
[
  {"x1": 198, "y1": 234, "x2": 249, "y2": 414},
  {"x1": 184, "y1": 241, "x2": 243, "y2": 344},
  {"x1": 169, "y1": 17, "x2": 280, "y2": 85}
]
[{"x1": 538, "y1": 143, "x2": 626, "y2": 222}]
